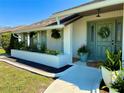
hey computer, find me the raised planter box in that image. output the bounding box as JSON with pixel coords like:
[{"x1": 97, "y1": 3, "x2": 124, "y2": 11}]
[{"x1": 11, "y1": 49, "x2": 71, "y2": 68}]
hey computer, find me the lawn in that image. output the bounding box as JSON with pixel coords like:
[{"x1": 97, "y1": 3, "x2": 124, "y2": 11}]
[
  {"x1": 0, "y1": 62, "x2": 54, "y2": 93},
  {"x1": 0, "y1": 48, "x2": 6, "y2": 54}
]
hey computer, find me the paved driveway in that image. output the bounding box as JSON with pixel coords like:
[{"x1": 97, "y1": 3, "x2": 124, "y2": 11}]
[{"x1": 44, "y1": 65, "x2": 102, "y2": 93}]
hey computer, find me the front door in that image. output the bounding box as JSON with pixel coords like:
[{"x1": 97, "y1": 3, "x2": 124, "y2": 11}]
[{"x1": 88, "y1": 18, "x2": 122, "y2": 60}]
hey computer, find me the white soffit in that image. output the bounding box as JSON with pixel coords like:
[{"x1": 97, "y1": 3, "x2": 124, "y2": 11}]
[
  {"x1": 13, "y1": 25, "x2": 64, "y2": 33},
  {"x1": 52, "y1": 0, "x2": 124, "y2": 17}
]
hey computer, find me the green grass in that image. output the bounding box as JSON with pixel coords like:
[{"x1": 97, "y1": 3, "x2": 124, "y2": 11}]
[
  {"x1": 0, "y1": 62, "x2": 54, "y2": 93},
  {"x1": 0, "y1": 49, "x2": 6, "y2": 54}
]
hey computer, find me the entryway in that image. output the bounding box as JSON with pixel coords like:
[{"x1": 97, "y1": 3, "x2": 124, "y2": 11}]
[
  {"x1": 87, "y1": 17, "x2": 122, "y2": 60},
  {"x1": 44, "y1": 65, "x2": 102, "y2": 93}
]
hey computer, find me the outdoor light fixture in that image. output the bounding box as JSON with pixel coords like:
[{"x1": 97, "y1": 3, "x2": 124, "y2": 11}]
[{"x1": 96, "y1": 9, "x2": 101, "y2": 17}]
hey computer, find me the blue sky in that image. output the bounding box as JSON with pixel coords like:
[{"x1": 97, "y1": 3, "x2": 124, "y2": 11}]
[{"x1": 0, "y1": 0, "x2": 91, "y2": 27}]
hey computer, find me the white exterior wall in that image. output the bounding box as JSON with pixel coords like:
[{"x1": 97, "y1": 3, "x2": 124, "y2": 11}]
[
  {"x1": 47, "y1": 30, "x2": 63, "y2": 51},
  {"x1": 72, "y1": 10, "x2": 123, "y2": 57}
]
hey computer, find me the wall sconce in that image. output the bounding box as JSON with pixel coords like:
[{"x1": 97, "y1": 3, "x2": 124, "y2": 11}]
[{"x1": 96, "y1": 9, "x2": 101, "y2": 17}]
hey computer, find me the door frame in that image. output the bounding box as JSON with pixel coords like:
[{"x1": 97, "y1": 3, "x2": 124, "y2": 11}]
[{"x1": 87, "y1": 17, "x2": 123, "y2": 61}]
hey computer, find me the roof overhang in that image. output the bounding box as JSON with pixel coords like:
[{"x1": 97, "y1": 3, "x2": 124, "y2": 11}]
[
  {"x1": 52, "y1": 0, "x2": 124, "y2": 17},
  {"x1": 13, "y1": 25, "x2": 64, "y2": 33}
]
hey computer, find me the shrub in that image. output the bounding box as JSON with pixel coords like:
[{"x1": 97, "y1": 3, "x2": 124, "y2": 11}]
[
  {"x1": 9, "y1": 34, "x2": 23, "y2": 51},
  {"x1": 0, "y1": 33, "x2": 11, "y2": 53},
  {"x1": 18, "y1": 41, "x2": 26, "y2": 50},
  {"x1": 0, "y1": 48, "x2": 6, "y2": 54}
]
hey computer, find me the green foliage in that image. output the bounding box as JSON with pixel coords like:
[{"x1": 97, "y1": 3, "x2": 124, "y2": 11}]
[
  {"x1": 77, "y1": 45, "x2": 89, "y2": 55},
  {"x1": 45, "y1": 49, "x2": 61, "y2": 55},
  {"x1": 102, "y1": 49, "x2": 122, "y2": 71},
  {"x1": 0, "y1": 48, "x2": 6, "y2": 54},
  {"x1": 0, "y1": 33, "x2": 11, "y2": 53},
  {"x1": 29, "y1": 44, "x2": 39, "y2": 52},
  {"x1": 18, "y1": 41, "x2": 26, "y2": 50},
  {"x1": 12, "y1": 40, "x2": 61, "y2": 55},
  {"x1": 111, "y1": 71, "x2": 124, "y2": 92},
  {"x1": 40, "y1": 44, "x2": 46, "y2": 53},
  {"x1": 98, "y1": 26, "x2": 110, "y2": 39}
]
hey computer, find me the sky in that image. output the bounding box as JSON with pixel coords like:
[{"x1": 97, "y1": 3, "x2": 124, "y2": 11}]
[{"x1": 0, "y1": 0, "x2": 91, "y2": 27}]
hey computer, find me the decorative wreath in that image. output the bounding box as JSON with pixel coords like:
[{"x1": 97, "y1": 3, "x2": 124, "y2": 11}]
[
  {"x1": 51, "y1": 29, "x2": 61, "y2": 39},
  {"x1": 98, "y1": 27, "x2": 110, "y2": 39}
]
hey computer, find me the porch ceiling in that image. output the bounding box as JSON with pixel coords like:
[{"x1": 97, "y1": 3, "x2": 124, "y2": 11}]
[
  {"x1": 78, "y1": 4, "x2": 123, "y2": 17},
  {"x1": 52, "y1": 0, "x2": 123, "y2": 17}
]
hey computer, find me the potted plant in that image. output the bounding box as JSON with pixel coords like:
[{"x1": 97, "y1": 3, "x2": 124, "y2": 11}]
[
  {"x1": 51, "y1": 29, "x2": 61, "y2": 39},
  {"x1": 101, "y1": 49, "x2": 122, "y2": 87},
  {"x1": 110, "y1": 71, "x2": 124, "y2": 93},
  {"x1": 77, "y1": 45, "x2": 89, "y2": 62}
]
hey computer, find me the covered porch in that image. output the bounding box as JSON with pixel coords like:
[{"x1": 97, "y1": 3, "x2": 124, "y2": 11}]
[
  {"x1": 60, "y1": 1, "x2": 124, "y2": 62},
  {"x1": 11, "y1": 24, "x2": 72, "y2": 68}
]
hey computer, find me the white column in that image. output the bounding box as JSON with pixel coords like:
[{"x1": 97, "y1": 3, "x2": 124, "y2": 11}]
[
  {"x1": 27, "y1": 33, "x2": 30, "y2": 47},
  {"x1": 122, "y1": 4, "x2": 124, "y2": 64},
  {"x1": 56, "y1": 16, "x2": 60, "y2": 25},
  {"x1": 37, "y1": 32, "x2": 41, "y2": 49},
  {"x1": 63, "y1": 23, "x2": 73, "y2": 64}
]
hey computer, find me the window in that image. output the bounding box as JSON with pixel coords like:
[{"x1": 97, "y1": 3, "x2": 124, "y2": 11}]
[
  {"x1": 116, "y1": 22, "x2": 122, "y2": 42},
  {"x1": 91, "y1": 25, "x2": 95, "y2": 42}
]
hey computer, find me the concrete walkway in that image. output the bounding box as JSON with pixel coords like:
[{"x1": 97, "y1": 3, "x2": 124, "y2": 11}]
[{"x1": 44, "y1": 65, "x2": 102, "y2": 93}]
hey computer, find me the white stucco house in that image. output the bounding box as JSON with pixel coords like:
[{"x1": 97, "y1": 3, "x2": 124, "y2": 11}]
[{"x1": 3, "y1": 0, "x2": 124, "y2": 68}]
